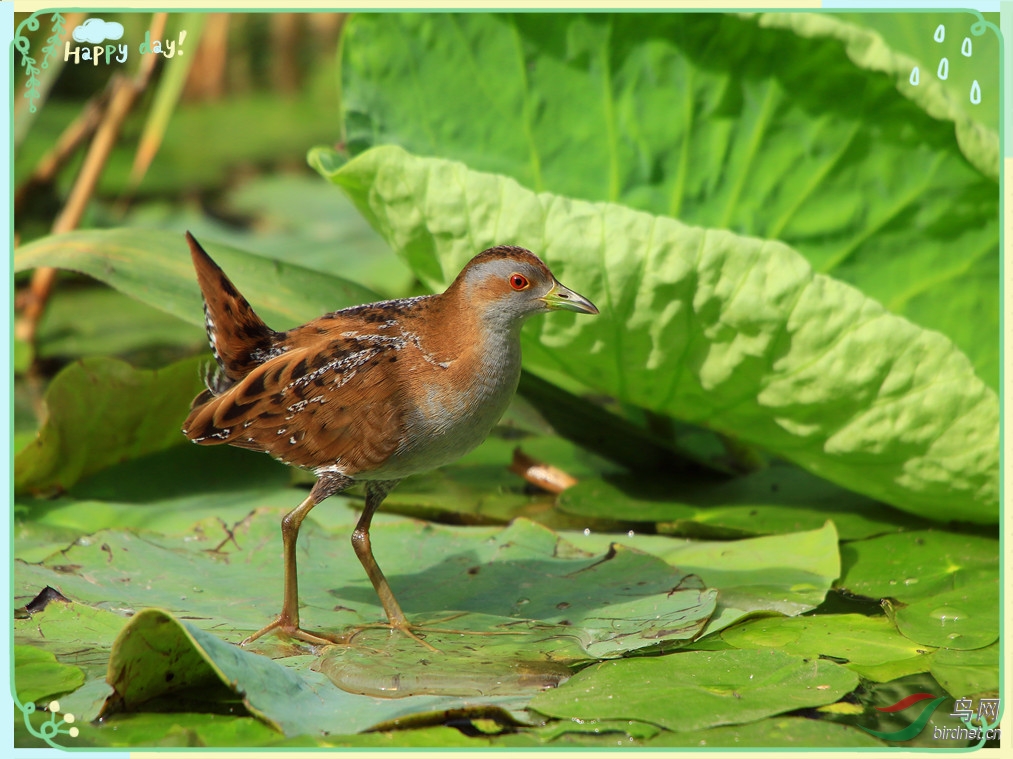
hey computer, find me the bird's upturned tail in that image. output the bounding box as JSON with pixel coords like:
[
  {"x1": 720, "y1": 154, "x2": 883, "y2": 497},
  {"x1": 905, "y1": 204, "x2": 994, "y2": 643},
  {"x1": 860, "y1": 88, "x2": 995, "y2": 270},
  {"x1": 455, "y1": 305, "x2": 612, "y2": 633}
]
[{"x1": 186, "y1": 231, "x2": 276, "y2": 396}]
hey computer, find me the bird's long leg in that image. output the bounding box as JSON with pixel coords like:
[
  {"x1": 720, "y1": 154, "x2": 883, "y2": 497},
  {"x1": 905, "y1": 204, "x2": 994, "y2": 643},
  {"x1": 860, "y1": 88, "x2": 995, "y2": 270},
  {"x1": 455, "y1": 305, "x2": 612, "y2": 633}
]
[
  {"x1": 351, "y1": 480, "x2": 409, "y2": 630},
  {"x1": 347, "y1": 481, "x2": 539, "y2": 651},
  {"x1": 242, "y1": 473, "x2": 352, "y2": 647}
]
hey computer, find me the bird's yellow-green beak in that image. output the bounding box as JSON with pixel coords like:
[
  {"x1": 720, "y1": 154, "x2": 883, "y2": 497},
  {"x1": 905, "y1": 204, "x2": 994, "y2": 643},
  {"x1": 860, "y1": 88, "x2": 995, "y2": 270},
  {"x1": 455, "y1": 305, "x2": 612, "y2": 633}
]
[{"x1": 541, "y1": 280, "x2": 599, "y2": 315}]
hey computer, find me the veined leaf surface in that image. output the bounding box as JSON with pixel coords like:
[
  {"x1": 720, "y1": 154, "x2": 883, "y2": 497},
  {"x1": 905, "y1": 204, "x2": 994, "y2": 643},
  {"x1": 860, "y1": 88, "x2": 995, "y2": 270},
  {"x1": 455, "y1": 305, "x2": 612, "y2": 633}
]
[{"x1": 312, "y1": 144, "x2": 998, "y2": 525}]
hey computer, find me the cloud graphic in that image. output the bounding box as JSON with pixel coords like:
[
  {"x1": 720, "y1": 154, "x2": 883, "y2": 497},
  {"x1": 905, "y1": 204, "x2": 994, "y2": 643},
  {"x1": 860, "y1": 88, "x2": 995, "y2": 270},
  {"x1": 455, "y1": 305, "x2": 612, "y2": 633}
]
[{"x1": 72, "y1": 18, "x2": 125, "y2": 44}]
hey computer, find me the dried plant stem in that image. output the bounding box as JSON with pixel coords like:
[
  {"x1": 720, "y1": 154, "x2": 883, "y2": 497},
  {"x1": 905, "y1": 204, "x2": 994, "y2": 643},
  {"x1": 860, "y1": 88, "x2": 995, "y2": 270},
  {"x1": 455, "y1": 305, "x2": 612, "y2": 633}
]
[
  {"x1": 16, "y1": 78, "x2": 137, "y2": 344},
  {"x1": 16, "y1": 14, "x2": 169, "y2": 347},
  {"x1": 185, "y1": 13, "x2": 230, "y2": 100},
  {"x1": 271, "y1": 14, "x2": 302, "y2": 93},
  {"x1": 13, "y1": 94, "x2": 108, "y2": 218}
]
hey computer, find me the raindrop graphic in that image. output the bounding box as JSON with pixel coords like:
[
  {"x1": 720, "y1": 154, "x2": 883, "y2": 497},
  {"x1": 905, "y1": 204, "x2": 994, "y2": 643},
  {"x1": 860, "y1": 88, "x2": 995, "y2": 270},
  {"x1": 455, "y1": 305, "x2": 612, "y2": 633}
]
[
  {"x1": 937, "y1": 57, "x2": 949, "y2": 81},
  {"x1": 962, "y1": 37, "x2": 972, "y2": 57},
  {"x1": 934, "y1": 24, "x2": 945, "y2": 42},
  {"x1": 970, "y1": 80, "x2": 981, "y2": 105},
  {"x1": 909, "y1": 66, "x2": 920, "y2": 86}
]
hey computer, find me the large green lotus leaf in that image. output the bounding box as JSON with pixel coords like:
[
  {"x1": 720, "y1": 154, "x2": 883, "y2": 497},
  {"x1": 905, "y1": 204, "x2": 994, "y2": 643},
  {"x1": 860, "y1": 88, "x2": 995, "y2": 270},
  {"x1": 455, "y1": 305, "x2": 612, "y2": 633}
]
[
  {"x1": 14, "y1": 446, "x2": 312, "y2": 559},
  {"x1": 99, "y1": 608, "x2": 527, "y2": 738},
  {"x1": 13, "y1": 227, "x2": 378, "y2": 332},
  {"x1": 14, "y1": 514, "x2": 716, "y2": 661},
  {"x1": 13, "y1": 646, "x2": 86, "y2": 705},
  {"x1": 35, "y1": 286, "x2": 201, "y2": 365},
  {"x1": 567, "y1": 522, "x2": 840, "y2": 637},
  {"x1": 13, "y1": 602, "x2": 130, "y2": 677},
  {"x1": 120, "y1": 174, "x2": 412, "y2": 299},
  {"x1": 838, "y1": 530, "x2": 999, "y2": 603},
  {"x1": 318, "y1": 620, "x2": 584, "y2": 698},
  {"x1": 46, "y1": 712, "x2": 473, "y2": 749},
  {"x1": 14, "y1": 356, "x2": 205, "y2": 496},
  {"x1": 646, "y1": 717, "x2": 883, "y2": 748},
  {"x1": 218, "y1": 175, "x2": 412, "y2": 297},
  {"x1": 528, "y1": 649, "x2": 859, "y2": 732},
  {"x1": 533, "y1": 717, "x2": 661, "y2": 743},
  {"x1": 52, "y1": 678, "x2": 114, "y2": 726},
  {"x1": 339, "y1": 12, "x2": 998, "y2": 389},
  {"x1": 721, "y1": 614, "x2": 934, "y2": 678},
  {"x1": 928, "y1": 641, "x2": 999, "y2": 698},
  {"x1": 68, "y1": 440, "x2": 294, "y2": 505},
  {"x1": 886, "y1": 581, "x2": 999, "y2": 651},
  {"x1": 30, "y1": 710, "x2": 283, "y2": 749},
  {"x1": 795, "y1": 11, "x2": 1000, "y2": 176},
  {"x1": 842, "y1": 654, "x2": 936, "y2": 685},
  {"x1": 12, "y1": 520, "x2": 89, "y2": 564},
  {"x1": 76, "y1": 713, "x2": 468, "y2": 749},
  {"x1": 557, "y1": 463, "x2": 931, "y2": 540},
  {"x1": 526, "y1": 714, "x2": 882, "y2": 748},
  {"x1": 17, "y1": 488, "x2": 838, "y2": 660},
  {"x1": 312, "y1": 145, "x2": 998, "y2": 525},
  {"x1": 9, "y1": 518, "x2": 866, "y2": 744},
  {"x1": 17, "y1": 504, "x2": 841, "y2": 666}
]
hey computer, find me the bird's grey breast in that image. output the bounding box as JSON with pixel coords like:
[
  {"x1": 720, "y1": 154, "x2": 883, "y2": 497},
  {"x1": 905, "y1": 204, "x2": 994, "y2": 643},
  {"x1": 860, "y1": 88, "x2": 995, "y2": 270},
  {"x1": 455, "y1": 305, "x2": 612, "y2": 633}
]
[{"x1": 367, "y1": 327, "x2": 522, "y2": 479}]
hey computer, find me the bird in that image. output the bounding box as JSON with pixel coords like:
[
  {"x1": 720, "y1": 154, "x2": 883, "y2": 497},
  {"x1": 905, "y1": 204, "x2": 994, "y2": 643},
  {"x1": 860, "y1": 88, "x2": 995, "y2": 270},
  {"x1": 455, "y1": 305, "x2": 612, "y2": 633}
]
[{"x1": 181, "y1": 232, "x2": 598, "y2": 647}]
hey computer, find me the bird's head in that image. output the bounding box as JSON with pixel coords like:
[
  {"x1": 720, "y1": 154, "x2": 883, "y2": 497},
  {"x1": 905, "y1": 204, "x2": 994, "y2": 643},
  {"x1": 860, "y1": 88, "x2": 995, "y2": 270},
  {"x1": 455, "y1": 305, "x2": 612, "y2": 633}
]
[{"x1": 450, "y1": 246, "x2": 598, "y2": 331}]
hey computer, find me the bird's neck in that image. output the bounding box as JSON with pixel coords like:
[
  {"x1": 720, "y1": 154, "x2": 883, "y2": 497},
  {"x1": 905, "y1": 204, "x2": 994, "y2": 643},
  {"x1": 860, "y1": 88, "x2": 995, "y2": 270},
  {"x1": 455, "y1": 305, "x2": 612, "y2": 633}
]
[{"x1": 430, "y1": 284, "x2": 526, "y2": 366}]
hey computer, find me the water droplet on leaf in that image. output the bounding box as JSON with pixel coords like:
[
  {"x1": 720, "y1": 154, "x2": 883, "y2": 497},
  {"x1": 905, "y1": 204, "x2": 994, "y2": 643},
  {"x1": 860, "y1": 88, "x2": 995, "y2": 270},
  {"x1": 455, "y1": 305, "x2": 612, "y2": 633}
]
[{"x1": 930, "y1": 606, "x2": 964, "y2": 624}]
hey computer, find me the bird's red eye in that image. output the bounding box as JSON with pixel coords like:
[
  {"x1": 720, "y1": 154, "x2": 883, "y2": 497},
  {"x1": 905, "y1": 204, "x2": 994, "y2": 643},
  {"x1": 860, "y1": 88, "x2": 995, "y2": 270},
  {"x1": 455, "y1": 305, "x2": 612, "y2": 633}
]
[{"x1": 509, "y1": 273, "x2": 530, "y2": 291}]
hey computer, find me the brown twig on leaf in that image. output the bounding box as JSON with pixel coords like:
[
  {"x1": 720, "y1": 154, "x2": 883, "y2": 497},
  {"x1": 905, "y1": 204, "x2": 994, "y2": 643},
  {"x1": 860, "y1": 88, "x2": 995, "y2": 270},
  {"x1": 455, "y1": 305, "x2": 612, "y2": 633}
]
[{"x1": 510, "y1": 447, "x2": 579, "y2": 494}]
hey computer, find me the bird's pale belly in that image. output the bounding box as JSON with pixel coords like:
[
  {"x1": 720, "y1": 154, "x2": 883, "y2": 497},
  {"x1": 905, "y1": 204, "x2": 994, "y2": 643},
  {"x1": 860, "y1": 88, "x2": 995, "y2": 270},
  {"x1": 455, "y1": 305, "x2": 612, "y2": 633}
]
[{"x1": 359, "y1": 354, "x2": 521, "y2": 481}]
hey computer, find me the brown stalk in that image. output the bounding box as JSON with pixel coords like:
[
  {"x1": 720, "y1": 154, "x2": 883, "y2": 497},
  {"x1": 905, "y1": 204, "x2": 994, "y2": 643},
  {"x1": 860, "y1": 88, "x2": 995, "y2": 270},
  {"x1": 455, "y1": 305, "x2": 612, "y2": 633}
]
[
  {"x1": 13, "y1": 94, "x2": 108, "y2": 218},
  {"x1": 15, "y1": 13, "x2": 169, "y2": 347},
  {"x1": 271, "y1": 14, "x2": 302, "y2": 94},
  {"x1": 184, "y1": 13, "x2": 229, "y2": 100}
]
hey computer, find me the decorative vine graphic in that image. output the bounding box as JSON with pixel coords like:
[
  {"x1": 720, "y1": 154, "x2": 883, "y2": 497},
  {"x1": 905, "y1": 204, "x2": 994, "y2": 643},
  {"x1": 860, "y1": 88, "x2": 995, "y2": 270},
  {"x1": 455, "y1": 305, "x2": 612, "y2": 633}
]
[
  {"x1": 13, "y1": 11, "x2": 68, "y2": 114},
  {"x1": 14, "y1": 698, "x2": 79, "y2": 748}
]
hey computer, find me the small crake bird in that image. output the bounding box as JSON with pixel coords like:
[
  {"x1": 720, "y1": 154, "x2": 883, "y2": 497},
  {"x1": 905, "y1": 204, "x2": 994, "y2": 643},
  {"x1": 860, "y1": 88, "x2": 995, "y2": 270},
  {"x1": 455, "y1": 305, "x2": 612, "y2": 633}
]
[{"x1": 181, "y1": 233, "x2": 598, "y2": 647}]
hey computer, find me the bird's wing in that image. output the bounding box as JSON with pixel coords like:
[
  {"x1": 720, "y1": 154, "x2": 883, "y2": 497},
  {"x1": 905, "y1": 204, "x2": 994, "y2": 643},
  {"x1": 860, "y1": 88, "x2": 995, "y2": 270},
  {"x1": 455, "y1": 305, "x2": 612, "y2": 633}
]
[{"x1": 182, "y1": 333, "x2": 407, "y2": 475}]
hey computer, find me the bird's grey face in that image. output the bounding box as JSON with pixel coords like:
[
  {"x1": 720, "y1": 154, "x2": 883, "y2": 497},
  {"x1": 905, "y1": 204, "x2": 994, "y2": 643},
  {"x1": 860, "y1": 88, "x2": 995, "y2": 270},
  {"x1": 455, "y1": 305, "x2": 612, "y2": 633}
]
[{"x1": 460, "y1": 250, "x2": 598, "y2": 327}]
